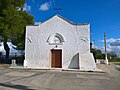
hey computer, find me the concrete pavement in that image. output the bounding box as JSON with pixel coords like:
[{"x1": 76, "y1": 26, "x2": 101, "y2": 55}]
[{"x1": 0, "y1": 63, "x2": 119, "y2": 90}]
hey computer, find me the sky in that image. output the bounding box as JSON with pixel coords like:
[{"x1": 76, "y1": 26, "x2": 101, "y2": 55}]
[{"x1": 25, "y1": 0, "x2": 120, "y2": 57}]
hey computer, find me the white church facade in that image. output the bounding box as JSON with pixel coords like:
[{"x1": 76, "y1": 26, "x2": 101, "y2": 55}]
[{"x1": 24, "y1": 15, "x2": 97, "y2": 71}]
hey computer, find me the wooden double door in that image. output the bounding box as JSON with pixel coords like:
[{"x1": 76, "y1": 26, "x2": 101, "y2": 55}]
[{"x1": 51, "y1": 49, "x2": 62, "y2": 68}]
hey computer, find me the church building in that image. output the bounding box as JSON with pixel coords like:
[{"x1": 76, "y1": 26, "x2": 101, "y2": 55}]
[{"x1": 24, "y1": 15, "x2": 97, "y2": 71}]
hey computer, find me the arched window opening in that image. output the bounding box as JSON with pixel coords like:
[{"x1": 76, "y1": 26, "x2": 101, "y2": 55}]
[{"x1": 47, "y1": 33, "x2": 65, "y2": 45}]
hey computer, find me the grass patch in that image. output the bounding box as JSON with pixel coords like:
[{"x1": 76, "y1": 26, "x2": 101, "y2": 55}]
[{"x1": 109, "y1": 58, "x2": 120, "y2": 62}]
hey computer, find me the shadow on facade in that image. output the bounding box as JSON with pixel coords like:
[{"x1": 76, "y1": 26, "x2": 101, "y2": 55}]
[{"x1": 68, "y1": 53, "x2": 79, "y2": 69}]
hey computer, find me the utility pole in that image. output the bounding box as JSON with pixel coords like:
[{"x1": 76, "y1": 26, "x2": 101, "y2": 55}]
[{"x1": 104, "y1": 32, "x2": 109, "y2": 65}]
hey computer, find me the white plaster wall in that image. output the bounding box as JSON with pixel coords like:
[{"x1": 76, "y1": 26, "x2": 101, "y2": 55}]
[
  {"x1": 24, "y1": 15, "x2": 97, "y2": 70},
  {"x1": 80, "y1": 51, "x2": 96, "y2": 71}
]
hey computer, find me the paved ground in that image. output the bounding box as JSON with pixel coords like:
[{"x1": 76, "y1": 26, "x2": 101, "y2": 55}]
[{"x1": 0, "y1": 63, "x2": 120, "y2": 90}]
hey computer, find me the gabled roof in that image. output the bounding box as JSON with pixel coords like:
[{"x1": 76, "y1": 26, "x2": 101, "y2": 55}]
[
  {"x1": 29, "y1": 14, "x2": 89, "y2": 26},
  {"x1": 55, "y1": 14, "x2": 89, "y2": 26}
]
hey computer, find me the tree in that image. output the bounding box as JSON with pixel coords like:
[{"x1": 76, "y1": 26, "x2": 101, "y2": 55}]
[
  {"x1": 108, "y1": 51, "x2": 117, "y2": 59},
  {"x1": 11, "y1": 11, "x2": 34, "y2": 50},
  {"x1": 0, "y1": 0, "x2": 34, "y2": 58},
  {"x1": 90, "y1": 42, "x2": 105, "y2": 61}
]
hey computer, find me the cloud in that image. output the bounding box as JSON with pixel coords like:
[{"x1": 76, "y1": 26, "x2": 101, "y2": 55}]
[
  {"x1": 101, "y1": 38, "x2": 120, "y2": 42},
  {"x1": 34, "y1": 22, "x2": 41, "y2": 25},
  {"x1": 39, "y1": 0, "x2": 54, "y2": 11},
  {"x1": 108, "y1": 38, "x2": 120, "y2": 57},
  {"x1": 39, "y1": 2, "x2": 50, "y2": 11},
  {"x1": 109, "y1": 40, "x2": 120, "y2": 46},
  {"x1": 110, "y1": 41, "x2": 120, "y2": 46},
  {"x1": 23, "y1": 4, "x2": 31, "y2": 12},
  {"x1": 100, "y1": 38, "x2": 120, "y2": 57},
  {"x1": 102, "y1": 38, "x2": 120, "y2": 46},
  {"x1": 106, "y1": 38, "x2": 120, "y2": 43},
  {"x1": 101, "y1": 38, "x2": 120, "y2": 46}
]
